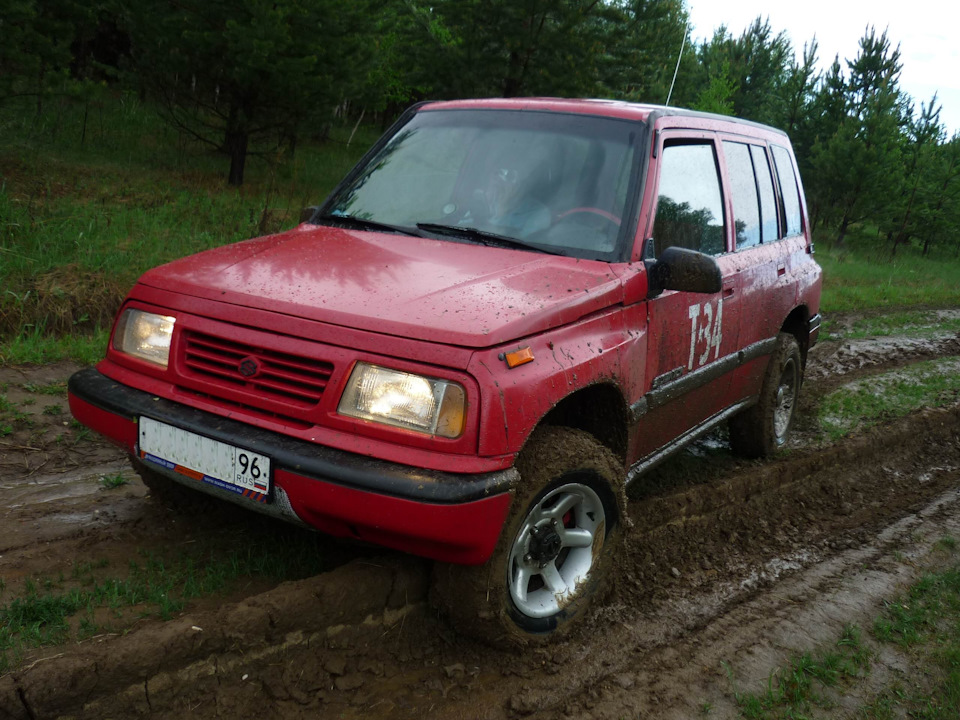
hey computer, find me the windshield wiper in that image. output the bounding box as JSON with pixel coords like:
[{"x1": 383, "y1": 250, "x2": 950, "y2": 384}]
[
  {"x1": 416, "y1": 223, "x2": 555, "y2": 254},
  {"x1": 317, "y1": 213, "x2": 423, "y2": 237}
]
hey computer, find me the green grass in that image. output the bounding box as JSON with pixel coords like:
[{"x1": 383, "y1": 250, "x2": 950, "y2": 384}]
[
  {"x1": 869, "y1": 561, "x2": 960, "y2": 719},
  {"x1": 21, "y1": 380, "x2": 69, "y2": 396},
  {"x1": 0, "y1": 325, "x2": 109, "y2": 365},
  {"x1": 816, "y1": 238, "x2": 960, "y2": 314},
  {"x1": 818, "y1": 356, "x2": 960, "y2": 440},
  {"x1": 731, "y1": 625, "x2": 870, "y2": 718},
  {"x1": 0, "y1": 394, "x2": 33, "y2": 431},
  {"x1": 822, "y1": 309, "x2": 960, "y2": 342},
  {"x1": 99, "y1": 472, "x2": 128, "y2": 489},
  {"x1": 729, "y1": 541, "x2": 960, "y2": 719},
  {"x1": 0, "y1": 530, "x2": 337, "y2": 674},
  {"x1": 873, "y1": 565, "x2": 960, "y2": 648},
  {"x1": 0, "y1": 88, "x2": 378, "y2": 357}
]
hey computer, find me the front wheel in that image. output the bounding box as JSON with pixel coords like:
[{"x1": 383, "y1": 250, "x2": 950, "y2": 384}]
[
  {"x1": 431, "y1": 427, "x2": 624, "y2": 645},
  {"x1": 729, "y1": 332, "x2": 802, "y2": 458}
]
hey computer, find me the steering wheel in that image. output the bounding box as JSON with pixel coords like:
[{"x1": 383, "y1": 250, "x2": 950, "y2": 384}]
[{"x1": 556, "y1": 207, "x2": 621, "y2": 227}]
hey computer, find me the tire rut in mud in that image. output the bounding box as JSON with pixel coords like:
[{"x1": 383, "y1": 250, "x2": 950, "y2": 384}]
[
  {"x1": 14, "y1": 405, "x2": 957, "y2": 720},
  {"x1": 462, "y1": 401, "x2": 959, "y2": 720},
  {"x1": 2, "y1": 323, "x2": 960, "y2": 719}
]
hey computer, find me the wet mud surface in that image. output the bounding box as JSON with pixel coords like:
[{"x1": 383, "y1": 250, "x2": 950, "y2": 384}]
[{"x1": 2, "y1": 315, "x2": 960, "y2": 719}]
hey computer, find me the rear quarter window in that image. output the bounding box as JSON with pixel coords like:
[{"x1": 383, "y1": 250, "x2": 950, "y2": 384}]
[
  {"x1": 751, "y1": 145, "x2": 778, "y2": 243},
  {"x1": 772, "y1": 145, "x2": 803, "y2": 237}
]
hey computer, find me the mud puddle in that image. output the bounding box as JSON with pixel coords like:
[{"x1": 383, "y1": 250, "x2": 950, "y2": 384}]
[
  {"x1": 15, "y1": 402, "x2": 953, "y2": 720},
  {"x1": 1, "y1": 313, "x2": 960, "y2": 719}
]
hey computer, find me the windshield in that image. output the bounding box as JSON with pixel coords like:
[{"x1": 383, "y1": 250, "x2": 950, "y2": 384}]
[{"x1": 323, "y1": 109, "x2": 643, "y2": 261}]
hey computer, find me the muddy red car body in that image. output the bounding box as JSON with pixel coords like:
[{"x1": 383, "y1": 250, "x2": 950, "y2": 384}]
[{"x1": 70, "y1": 98, "x2": 821, "y2": 638}]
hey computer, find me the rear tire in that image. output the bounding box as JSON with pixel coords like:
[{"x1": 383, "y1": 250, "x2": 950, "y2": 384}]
[
  {"x1": 431, "y1": 426, "x2": 624, "y2": 646},
  {"x1": 729, "y1": 332, "x2": 802, "y2": 458}
]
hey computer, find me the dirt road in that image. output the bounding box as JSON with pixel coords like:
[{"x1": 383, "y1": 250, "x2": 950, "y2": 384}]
[{"x1": 1, "y1": 317, "x2": 959, "y2": 719}]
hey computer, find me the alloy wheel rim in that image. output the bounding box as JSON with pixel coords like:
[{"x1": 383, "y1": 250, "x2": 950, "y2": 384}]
[
  {"x1": 773, "y1": 356, "x2": 798, "y2": 442},
  {"x1": 507, "y1": 482, "x2": 606, "y2": 619}
]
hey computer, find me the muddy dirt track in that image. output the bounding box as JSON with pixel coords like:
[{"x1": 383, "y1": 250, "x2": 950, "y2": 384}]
[{"x1": 2, "y1": 316, "x2": 960, "y2": 719}]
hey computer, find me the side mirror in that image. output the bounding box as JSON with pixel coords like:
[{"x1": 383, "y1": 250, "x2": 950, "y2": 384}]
[
  {"x1": 644, "y1": 242, "x2": 722, "y2": 298},
  {"x1": 300, "y1": 206, "x2": 319, "y2": 224}
]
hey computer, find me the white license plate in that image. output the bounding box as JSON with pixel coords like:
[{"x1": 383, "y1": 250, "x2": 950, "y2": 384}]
[{"x1": 138, "y1": 416, "x2": 271, "y2": 503}]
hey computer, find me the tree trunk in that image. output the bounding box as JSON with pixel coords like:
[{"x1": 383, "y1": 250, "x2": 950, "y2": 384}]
[
  {"x1": 81, "y1": 101, "x2": 89, "y2": 147},
  {"x1": 835, "y1": 214, "x2": 850, "y2": 246},
  {"x1": 36, "y1": 63, "x2": 46, "y2": 118},
  {"x1": 347, "y1": 108, "x2": 365, "y2": 147},
  {"x1": 225, "y1": 103, "x2": 249, "y2": 186},
  {"x1": 227, "y1": 128, "x2": 248, "y2": 186},
  {"x1": 503, "y1": 51, "x2": 523, "y2": 98},
  {"x1": 891, "y1": 173, "x2": 921, "y2": 256}
]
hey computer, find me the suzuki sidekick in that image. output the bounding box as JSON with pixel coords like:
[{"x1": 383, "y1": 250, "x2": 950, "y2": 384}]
[{"x1": 69, "y1": 98, "x2": 822, "y2": 642}]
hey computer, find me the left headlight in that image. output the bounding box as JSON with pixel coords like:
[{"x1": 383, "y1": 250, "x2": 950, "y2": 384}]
[
  {"x1": 113, "y1": 309, "x2": 176, "y2": 368},
  {"x1": 338, "y1": 362, "x2": 465, "y2": 438}
]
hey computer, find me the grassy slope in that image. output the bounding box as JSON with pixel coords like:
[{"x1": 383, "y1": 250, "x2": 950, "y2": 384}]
[
  {"x1": 0, "y1": 90, "x2": 377, "y2": 364},
  {"x1": 817, "y1": 240, "x2": 960, "y2": 314}
]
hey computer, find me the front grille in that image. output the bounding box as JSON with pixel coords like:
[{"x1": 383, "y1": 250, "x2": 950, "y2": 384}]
[
  {"x1": 181, "y1": 330, "x2": 334, "y2": 408},
  {"x1": 178, "y1": 389, "x2": 314, "y2": 430}
]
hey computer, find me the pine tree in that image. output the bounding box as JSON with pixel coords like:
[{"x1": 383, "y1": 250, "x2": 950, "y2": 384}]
[
  {"x1": 808, "y1": 27, "x2": 906, "y2": 245},
  {"x1": 601, "y1": 0, "x2": 690, "y2": 105},
  {"x1": 412, "y1": 0, "x2": 623, "y2": 99},
  {"x1": 127, "y1": 0, "x2": 376, "y2": 185},
  {"x1": 887, "y1": 96, "x2": 944, "y2": 256},
  {"x1": 691, "y1": 17, "x2": 792, "y2": 125},
  {"x1": 916, "y1": 134, "x2": 960, "y2": 256}
]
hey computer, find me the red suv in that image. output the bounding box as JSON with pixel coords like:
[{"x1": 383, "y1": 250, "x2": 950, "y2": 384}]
[{"x1": 69, "y1": 98, "x2": 821, "y2": 642}]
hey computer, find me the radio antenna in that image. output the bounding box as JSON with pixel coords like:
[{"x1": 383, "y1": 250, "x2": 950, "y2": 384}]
[{"x1": 665, "y1": 19, "x2": 689, "y2": 106}]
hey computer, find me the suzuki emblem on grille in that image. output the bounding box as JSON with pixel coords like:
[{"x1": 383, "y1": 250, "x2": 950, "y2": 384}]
[{"x1": 238, "y1": 356, "x2": 260, "y2": 378}]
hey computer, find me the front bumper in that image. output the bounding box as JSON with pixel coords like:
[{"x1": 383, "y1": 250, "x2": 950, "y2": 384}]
[{"x1": 68, "y1": 367, "x2": 516, "y2": 564}]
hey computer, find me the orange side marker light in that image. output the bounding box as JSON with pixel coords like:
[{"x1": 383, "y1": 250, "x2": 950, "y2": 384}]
[{"x1": 505, "y1": 347, "x2": 535, "y2": 368}]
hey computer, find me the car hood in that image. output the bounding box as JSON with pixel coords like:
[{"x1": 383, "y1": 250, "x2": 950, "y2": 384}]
[{"x1": 138, "y1": 224, "x2": 625, "y2": 348}]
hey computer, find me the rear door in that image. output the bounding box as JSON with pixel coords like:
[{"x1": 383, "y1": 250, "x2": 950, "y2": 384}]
[{"x1": 722, "y1": 140, "x2": 807, "y2": 399}]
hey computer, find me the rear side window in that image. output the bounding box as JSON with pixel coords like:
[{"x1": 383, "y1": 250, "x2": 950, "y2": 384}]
[
  {"x1": 723, "y1": 142, "x2": 761, "y2": 249},
  {"x1": 751, "y1": 146, "x2": 778, "y2": 243},
  {"x1": 653, "y1": 143, "x2": 725, "y2": 256},
  {"x1": 772, "y1": 145, "x2": 802, "y2": 236}
]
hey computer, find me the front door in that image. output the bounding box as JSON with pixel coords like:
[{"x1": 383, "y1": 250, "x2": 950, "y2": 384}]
[{"x1": 637, "y1": 133, "x2": 742, "y2": 459}]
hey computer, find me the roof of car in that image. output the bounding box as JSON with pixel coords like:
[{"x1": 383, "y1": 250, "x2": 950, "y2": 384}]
[
  {"x1": 420, "y1": 97, "x2": 788, "y2": 136},
  {"x1": 422, "y1": 97, "x2": 655, "y2": 119}
]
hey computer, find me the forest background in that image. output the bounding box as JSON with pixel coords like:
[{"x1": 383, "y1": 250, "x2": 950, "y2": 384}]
[{"x1": 2, "y1": 0, "x2": 959, "y2": 359}]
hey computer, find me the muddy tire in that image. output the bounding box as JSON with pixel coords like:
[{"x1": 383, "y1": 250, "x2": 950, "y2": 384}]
[
  {"x1": 729, "y1": 332, "x2": 802, "y2": 458},
  {"x1": 431, "y1": 426, "x2": 624, "y2": 646}
]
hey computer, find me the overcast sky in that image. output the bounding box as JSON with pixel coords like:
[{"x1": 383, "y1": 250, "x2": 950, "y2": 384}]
[{"x1": 685, "y1": 0, "x2": 960, "y2": 136}]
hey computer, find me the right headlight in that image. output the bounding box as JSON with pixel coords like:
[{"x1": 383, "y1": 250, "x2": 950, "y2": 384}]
[
  {"x1": 337, "y1": 362, "x2": 465, "y2": 438},
  {"x1": 113, "y1": 309, "x2": 176, "y2": 368}
]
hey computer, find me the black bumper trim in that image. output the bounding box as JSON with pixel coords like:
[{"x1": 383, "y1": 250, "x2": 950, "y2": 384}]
[
  {"x1": 69, "y1": 367, "x2": 516, "y2": 504},
  {"x1": 809, "y1": 313, "x2": 822, "y2": 347}
]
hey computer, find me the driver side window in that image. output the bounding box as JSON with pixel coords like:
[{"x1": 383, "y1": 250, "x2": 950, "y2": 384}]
[{"x1": 653, "y1": 142, "x2": 726, "y2": 257}]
